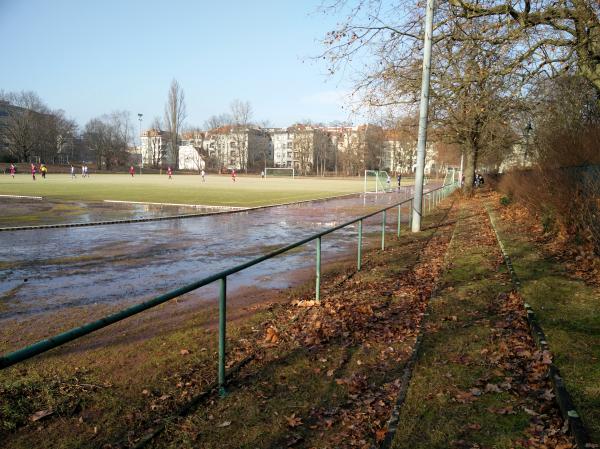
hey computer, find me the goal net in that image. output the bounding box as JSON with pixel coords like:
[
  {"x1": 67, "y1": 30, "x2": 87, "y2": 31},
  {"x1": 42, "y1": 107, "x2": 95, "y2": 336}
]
[
  {"x1": 364, "y1": 170, "x2": 391, "y2": 193},
  {"x1": 443, "y1": 167, "x2": 458, "y2": 186},
  {"x1": 265, "y1": 167, "x2": 295, "y2": 178}
]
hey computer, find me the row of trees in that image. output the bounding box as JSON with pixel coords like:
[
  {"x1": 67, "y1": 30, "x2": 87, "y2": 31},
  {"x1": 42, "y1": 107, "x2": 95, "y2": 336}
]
[
  {"x1": 320, "y1": 0, "x2": 600, "y2": 193},
  {"x1": 0, "y1": 91, "x2": 77, "y2": 164},
  {"x1": 0, "y1": 79, "x2": 188, "y2": 170}
]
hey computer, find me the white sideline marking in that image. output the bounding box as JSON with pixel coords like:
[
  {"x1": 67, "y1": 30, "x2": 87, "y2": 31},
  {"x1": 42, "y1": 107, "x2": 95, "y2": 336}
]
[
  {"x1": 0, "y1": 194, "x2": 43, "y2": 200},
  {"x1": 103, "y1": 199, "x2": 248, "y2": 210}
]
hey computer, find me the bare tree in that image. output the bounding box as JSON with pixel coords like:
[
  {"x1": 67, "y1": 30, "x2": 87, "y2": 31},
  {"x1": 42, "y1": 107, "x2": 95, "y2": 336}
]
[
  {"x1": 320, "y1": 2, "x2": 524, "y2": 192},
  {"x1": 448, "y1": 0, "x2": 600, "y2": 93},
  {"x1": 1, "y1": 91, "x2": 77, "y2": 163},
  {"x1": 291, "y1": 125, "x2": 315, "y2": 175},
  {"x1": 229, "y1": 99, "x2": 253, "y2": 172},
  {"x1": 204, "y1": 113, "x2": 232, "y2": 130},
  {"x1": 84, "y1": 111, "x2": 133, "y2": 170},
  {"x1": 164, "y1": 79, "x2": 187, "y2": 169}
]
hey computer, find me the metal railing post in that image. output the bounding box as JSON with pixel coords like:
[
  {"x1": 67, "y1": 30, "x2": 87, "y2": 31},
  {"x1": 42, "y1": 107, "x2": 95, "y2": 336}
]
[
  {"x1": 409, "y1": 199, "x2": 413, "y2": 226},
  {"x1": 381, "y1": 210, "x2": 386, "y2": 250},
  {"x1": 316, "y1": 237, "x2": 321, "y2": 303},
  {"x1": 218, "y1": 277, "x2": 227, "y2": 397},
  {"x1": 357, "y1": 219, "x2": 363, "y2": 271},
  {"x1": 397, "y1": 204, "x2": 401, "y2": 237}
]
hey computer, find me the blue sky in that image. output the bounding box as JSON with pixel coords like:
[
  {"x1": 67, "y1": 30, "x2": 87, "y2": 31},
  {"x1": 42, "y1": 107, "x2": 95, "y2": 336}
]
[{"x1": 0, "y1": 0, "x2": 360, "y2": 129}]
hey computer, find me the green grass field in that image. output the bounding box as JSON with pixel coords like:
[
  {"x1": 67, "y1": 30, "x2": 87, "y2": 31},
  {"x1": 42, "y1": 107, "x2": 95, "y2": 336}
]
[{"x1": 0, "y1": 173, "x2": 380, "y2": 207}]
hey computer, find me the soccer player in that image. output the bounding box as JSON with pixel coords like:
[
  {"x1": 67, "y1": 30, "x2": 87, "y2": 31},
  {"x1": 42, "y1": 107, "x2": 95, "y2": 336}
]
[
  {"x1": 201, "y1": 169, "x2": 206, "y2": 182},
  {"x1": 129, "y1": 166, "x2": 135, "y2": 177},
  {"x1": 70, "y1": 165, "x2": 76, "y2": 179},
  {"x1": 167, "y1": 166, "x2": 173, "y2": 179},
  {"x1": 9, "y1": 164, "x2": 15, "y2": 178},
  {"x1": 31, "y1": 163, "x2": 36, "y2": 181},
  {"x1": 231, "y1": 169, "x2": 236, "y2": 182}
]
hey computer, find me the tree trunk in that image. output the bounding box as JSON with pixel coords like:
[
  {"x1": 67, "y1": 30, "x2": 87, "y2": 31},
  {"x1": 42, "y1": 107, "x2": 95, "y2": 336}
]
[{"x1": 462, "y1": 145, "x2": 477, "y2": 196}]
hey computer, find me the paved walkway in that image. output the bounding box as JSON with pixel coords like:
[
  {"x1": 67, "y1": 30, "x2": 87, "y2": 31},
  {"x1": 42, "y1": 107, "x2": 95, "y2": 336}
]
[{"x1": 390, "y1": 196, "x2": 576, "y2": 448}]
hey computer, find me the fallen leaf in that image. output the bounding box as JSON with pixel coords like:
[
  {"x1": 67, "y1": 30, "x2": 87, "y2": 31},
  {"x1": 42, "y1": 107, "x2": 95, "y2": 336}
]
[
  {"x1": 487, "y1": 406, "x2": 516, "y2": 415},
  {"x1": 454, "y1": 391, "x2": 476, "y2": 404},
  {"x1": 285, "y1": 413, "x2": 302, "y2": 427},
  {"x1": 180, "y1": 349, "x2": 190, "y2": 355},
  {"x1": 30, "y1": 409, "x2": 54, "y2": 422},
  {"x1": 484, "y1": 383, "x2": 502, "y2": 393},
  {"x1": 216, "y1": 421, "x2": 232, "y2": 428},
  {"x1": 264, "y1": 327, "x2": 279, "y2": 343},
  {"x1": 375, "y1": 428, "x2": 387, "y2": 442}
]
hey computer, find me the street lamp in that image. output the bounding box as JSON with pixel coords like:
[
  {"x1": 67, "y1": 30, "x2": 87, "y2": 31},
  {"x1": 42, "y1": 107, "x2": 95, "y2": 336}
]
[{"x1": 138, "y1": 113, "x2": 143, "y2": 174}]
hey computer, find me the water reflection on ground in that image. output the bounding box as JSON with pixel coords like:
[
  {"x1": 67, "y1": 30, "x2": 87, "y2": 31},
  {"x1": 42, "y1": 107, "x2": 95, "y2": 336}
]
[{"x1": 1, "y1": 186, "x2": 436, "y2": 322}]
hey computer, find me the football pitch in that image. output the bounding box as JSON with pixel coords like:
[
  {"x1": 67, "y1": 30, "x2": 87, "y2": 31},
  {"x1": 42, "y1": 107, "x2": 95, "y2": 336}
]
[{"x1": 0, "y1": 173, "x2": 385, "y2": 207}]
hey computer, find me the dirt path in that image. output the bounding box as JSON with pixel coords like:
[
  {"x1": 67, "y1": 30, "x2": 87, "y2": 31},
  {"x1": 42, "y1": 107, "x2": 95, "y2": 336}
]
[{"x1": 390, "y1": 196, "x2": 576, "y2": 448}]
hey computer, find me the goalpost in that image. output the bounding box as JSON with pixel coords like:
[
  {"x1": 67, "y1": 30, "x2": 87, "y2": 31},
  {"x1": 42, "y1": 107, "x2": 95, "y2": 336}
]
[
  {"x1": 265, "y1": 167, "x2": 295, "y2": 179},
  {"x1": 364, "y1": 170, "x2": 391, "y2": 193},
  {"x1": 443, "y1": 167, "x2": 458, "y2": 186}
]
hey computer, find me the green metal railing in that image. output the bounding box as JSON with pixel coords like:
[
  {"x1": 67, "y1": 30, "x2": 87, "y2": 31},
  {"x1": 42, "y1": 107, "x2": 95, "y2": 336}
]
[{"x1": 0, "y1": 182, "x2": 459, "y2": 395}]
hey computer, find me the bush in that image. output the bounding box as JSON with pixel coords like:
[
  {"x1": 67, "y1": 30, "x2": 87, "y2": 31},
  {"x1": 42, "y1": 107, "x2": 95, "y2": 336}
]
[{"x1": 499, "y1": 195, "x2": 512, "y2": 206}]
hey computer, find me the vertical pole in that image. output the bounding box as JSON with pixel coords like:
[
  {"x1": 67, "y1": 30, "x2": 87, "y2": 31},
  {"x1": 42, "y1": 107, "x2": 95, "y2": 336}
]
[
  {"x1": 411, "y1": 0, "x2": 435, "y2": 233},
  {"x1": 218, "y1": 277, "x2": 227, "y2": 397},
  {"x1": 316, "y1": 237, "x2": 321, "y2": 303},
  {"x1": 459, "y1": 152, "x2": 464, "y2": 188},
  {"x1": 381, "y1": 210, "x2": 386, "y2": 250},
  {"x1": 357, "y1": 220, "x2": 363, "y2": 271},
  {"x1": 397, "y1": 204, "x2": 402, "y2": 237},
  {"x1": 409, "y1": 199, "x2": 413, "y2": 226}
]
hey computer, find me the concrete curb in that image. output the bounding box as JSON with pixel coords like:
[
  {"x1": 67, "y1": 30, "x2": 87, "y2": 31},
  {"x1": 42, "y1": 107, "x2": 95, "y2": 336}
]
[
  {"x1": 0, "y1": 194, "x2": 43, "y2": 200},
  {"x1": 485, "y1": 203, "x2": 592, "y2": 449}
]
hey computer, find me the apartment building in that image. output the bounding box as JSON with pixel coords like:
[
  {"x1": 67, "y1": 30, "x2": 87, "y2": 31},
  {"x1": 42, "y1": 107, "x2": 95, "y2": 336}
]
[
  {"x1": 141, "y1": 128, "x2": 174, "y2": 167},
  {"x1": 269, "y1": 125, "x2": 332, "y2": 174},
  {"x1": 203, "y1": 126, "x2": 272, "y2": 171}
]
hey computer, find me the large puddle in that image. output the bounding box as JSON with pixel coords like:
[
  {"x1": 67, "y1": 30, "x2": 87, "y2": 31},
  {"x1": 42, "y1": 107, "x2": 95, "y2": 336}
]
[{"x1": 1, "y1": 185, "x2": 436, "y2": 323}]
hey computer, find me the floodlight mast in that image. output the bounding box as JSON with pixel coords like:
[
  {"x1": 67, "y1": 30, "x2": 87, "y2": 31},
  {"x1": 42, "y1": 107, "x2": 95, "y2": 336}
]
[
  {"x1": 412, "y1": 0, "x2": 435, "y2": 233},
  {"x1": 138, "y1": 113, "x2": 143, "y2": 175}
]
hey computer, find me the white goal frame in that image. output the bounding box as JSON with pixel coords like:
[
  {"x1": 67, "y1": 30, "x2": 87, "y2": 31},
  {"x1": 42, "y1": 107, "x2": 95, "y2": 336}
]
[
  {"x1": 265, "y1": 167, "x2": 295, "y2": 178},
  {"x1": 364, "y1": 170, "x2": 391, "y2": 193},
  {"x1": 443, "y1": 167, "x2": 458, "y2": 186}
]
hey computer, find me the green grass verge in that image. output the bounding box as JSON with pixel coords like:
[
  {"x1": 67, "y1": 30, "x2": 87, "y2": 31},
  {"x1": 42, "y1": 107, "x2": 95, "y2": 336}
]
[
  {"x1": 391, "y1": 204, "x2": 534, "y2": 449},
  {"x1": 489, "y1": 203, "x2": 600, "y2": 442}
]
